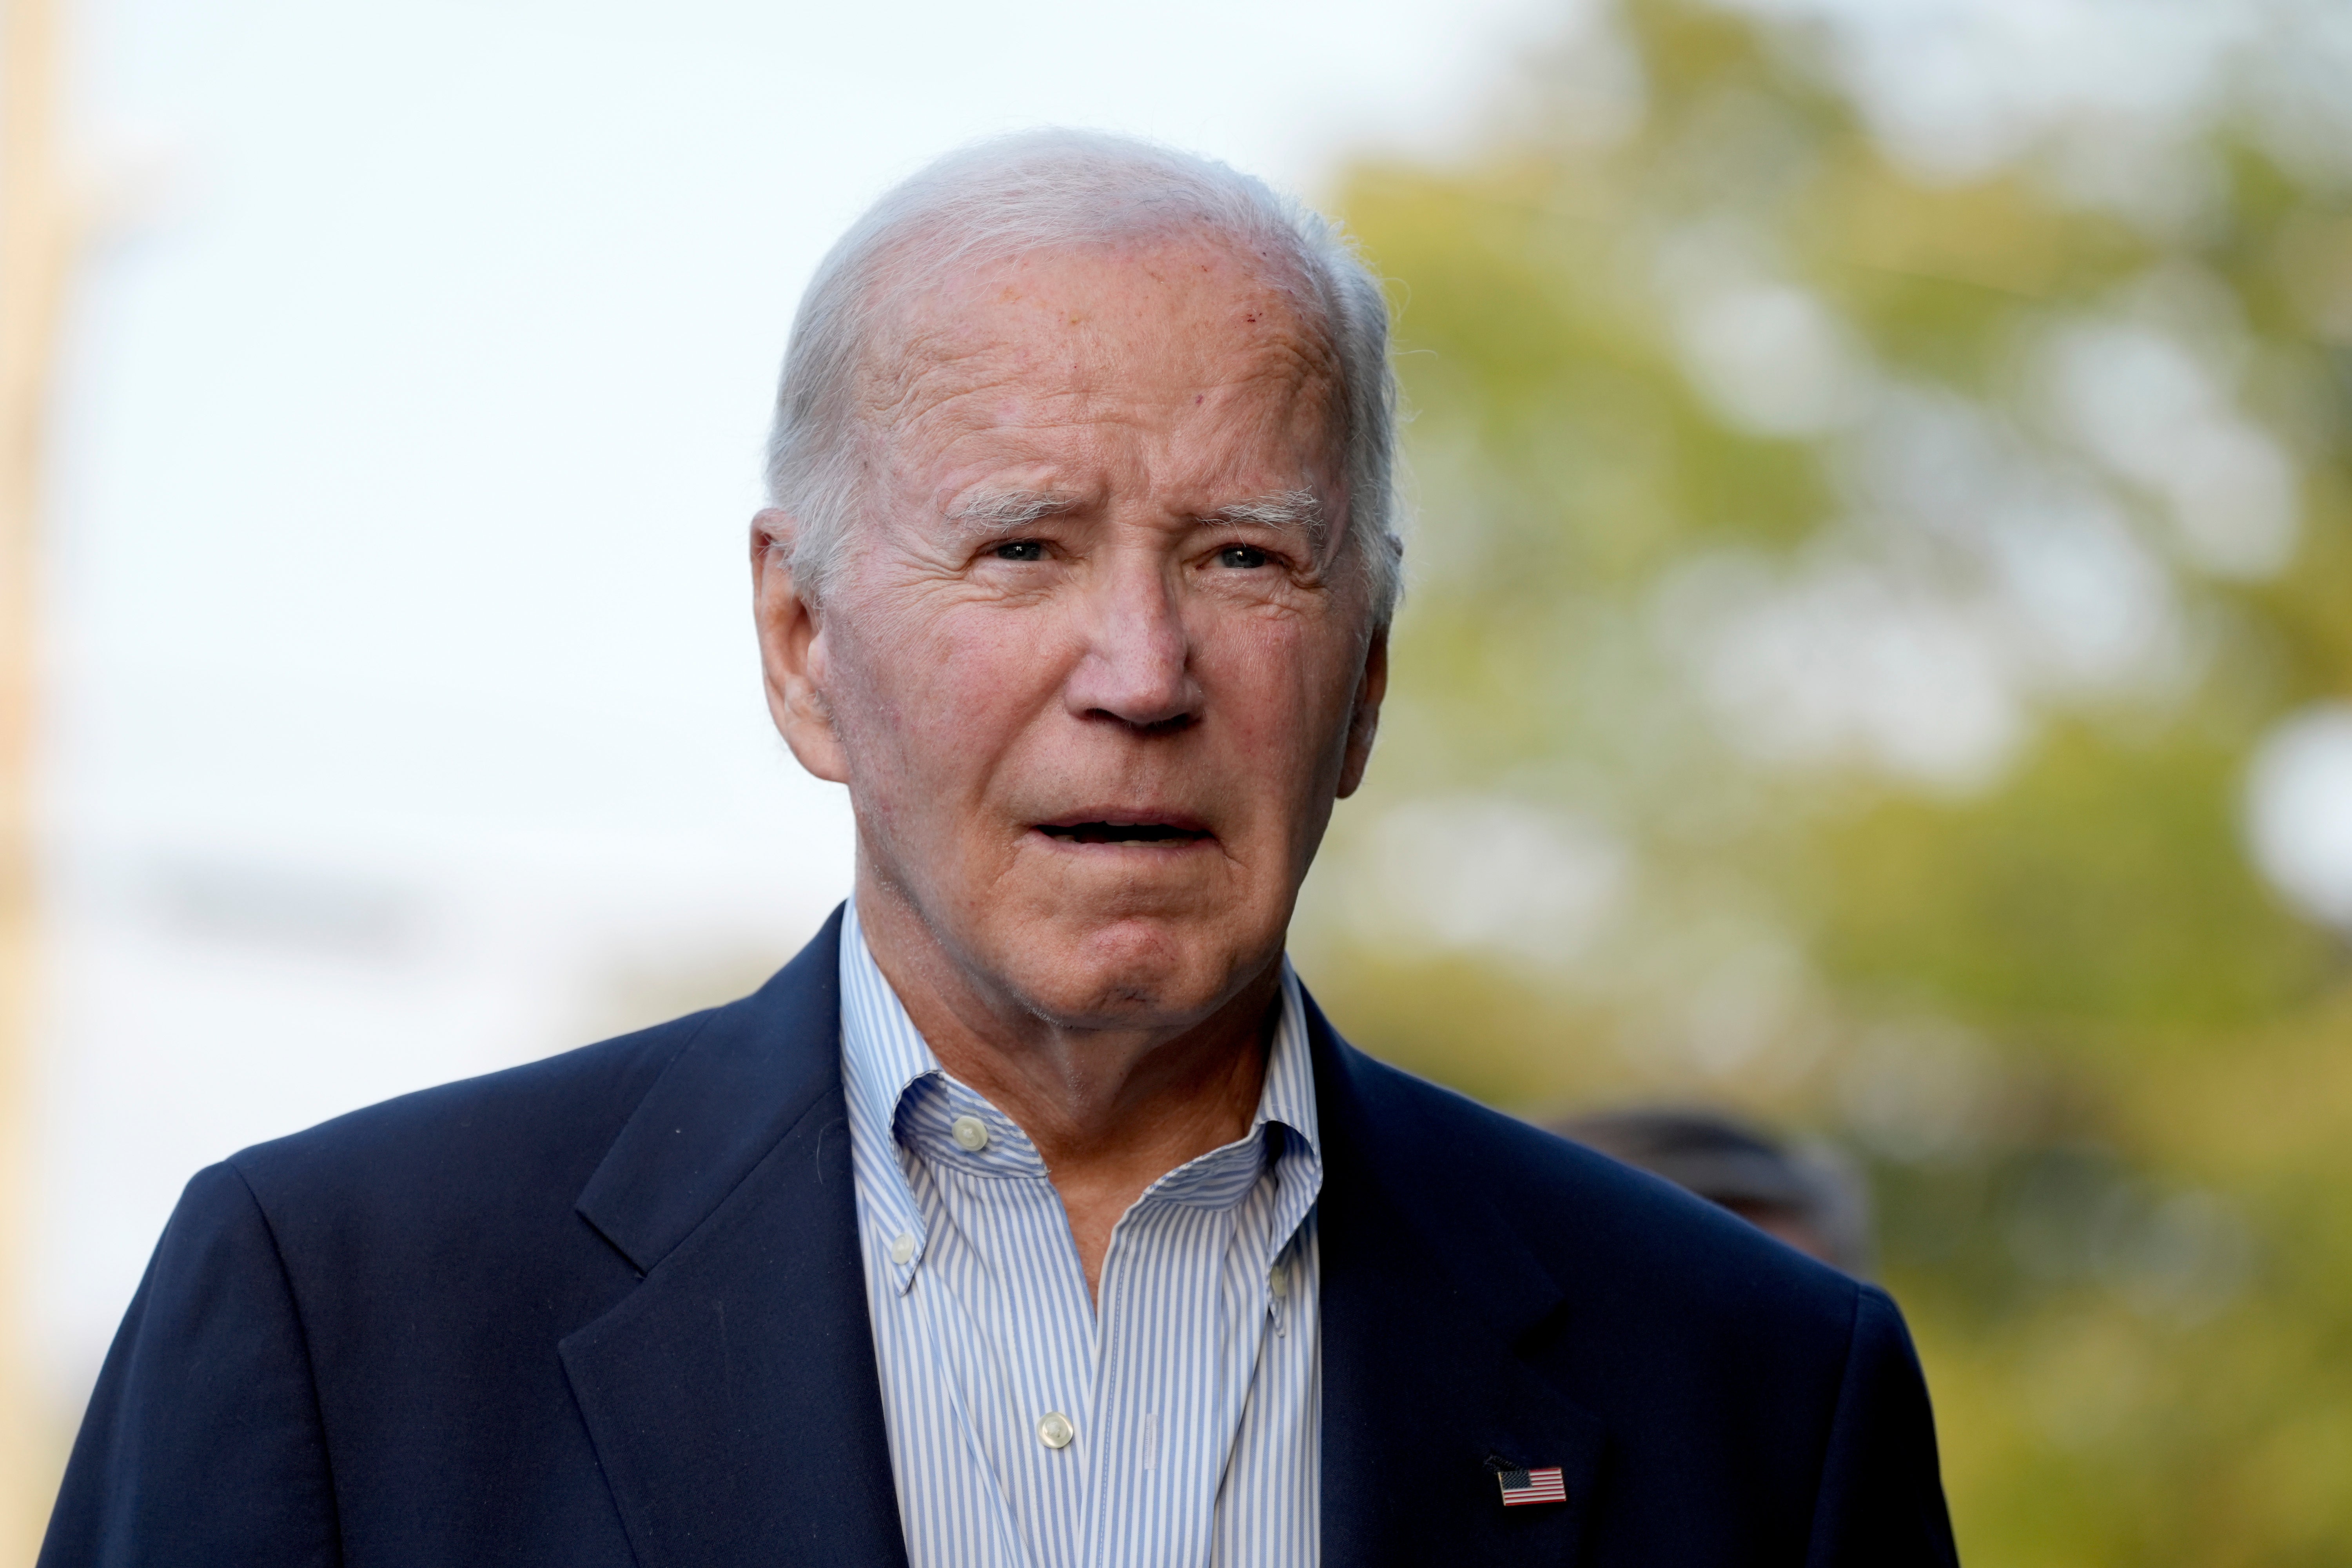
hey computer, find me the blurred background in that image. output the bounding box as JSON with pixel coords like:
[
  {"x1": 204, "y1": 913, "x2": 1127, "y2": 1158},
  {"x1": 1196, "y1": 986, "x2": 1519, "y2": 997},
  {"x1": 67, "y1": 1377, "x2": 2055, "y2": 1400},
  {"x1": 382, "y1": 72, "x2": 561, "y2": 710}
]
[{"x1": 3, "y1": 0, "x2": 2349, "y2": 1561}]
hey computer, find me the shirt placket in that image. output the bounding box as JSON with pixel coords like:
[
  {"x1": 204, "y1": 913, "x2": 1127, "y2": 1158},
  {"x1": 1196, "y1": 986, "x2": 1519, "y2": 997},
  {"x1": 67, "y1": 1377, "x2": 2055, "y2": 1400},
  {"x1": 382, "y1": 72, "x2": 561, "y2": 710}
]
[
  {"x1": 913, "y1": 1094, "x2": 1098, "y2": 1568},
  {"x1": 1084, "y1": 1136, "x2": 1289, "y2": 1568}
]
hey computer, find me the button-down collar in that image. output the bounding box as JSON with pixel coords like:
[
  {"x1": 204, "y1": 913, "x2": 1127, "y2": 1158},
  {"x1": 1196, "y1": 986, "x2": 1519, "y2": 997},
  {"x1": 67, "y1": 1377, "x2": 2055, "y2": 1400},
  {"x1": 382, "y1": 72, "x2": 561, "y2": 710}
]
[{"x1": 838, "y1": 898, "x2": 1321, "y2": 1299}]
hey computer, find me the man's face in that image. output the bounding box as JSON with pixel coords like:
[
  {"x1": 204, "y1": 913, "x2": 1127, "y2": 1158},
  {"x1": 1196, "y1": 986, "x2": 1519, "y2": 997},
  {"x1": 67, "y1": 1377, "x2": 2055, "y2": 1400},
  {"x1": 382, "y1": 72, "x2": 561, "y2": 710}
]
[{"x1": 759, "y1": 233, "x2": 1385, "y2": 1033}]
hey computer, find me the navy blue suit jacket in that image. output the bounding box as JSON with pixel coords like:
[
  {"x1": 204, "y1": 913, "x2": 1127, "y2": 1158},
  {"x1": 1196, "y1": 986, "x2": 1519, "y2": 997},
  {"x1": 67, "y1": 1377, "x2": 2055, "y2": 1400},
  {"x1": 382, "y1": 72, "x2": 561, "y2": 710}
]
[{"x1": 44, "y1": 909, "x2": 1958, "y2": 1566}]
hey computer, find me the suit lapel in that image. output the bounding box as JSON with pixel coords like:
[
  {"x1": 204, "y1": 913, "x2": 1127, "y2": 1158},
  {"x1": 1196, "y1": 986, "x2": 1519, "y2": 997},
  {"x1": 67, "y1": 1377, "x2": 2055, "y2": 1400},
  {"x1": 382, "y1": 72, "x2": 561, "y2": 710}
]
[
  {"x1": 559, "y1": 909, "x2": 909, "y2": 1568},
  {"x1": 1312, "y1": 998, "x2": 1605, "y2": 1566}
]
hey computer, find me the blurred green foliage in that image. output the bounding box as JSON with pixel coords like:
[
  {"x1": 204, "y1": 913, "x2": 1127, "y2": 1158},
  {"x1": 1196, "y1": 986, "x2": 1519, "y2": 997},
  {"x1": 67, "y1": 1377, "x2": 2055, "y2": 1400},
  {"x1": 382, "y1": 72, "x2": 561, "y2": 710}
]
[{"x1": 1296, "y1": 0, "x2": 2352, "y2": 1559}]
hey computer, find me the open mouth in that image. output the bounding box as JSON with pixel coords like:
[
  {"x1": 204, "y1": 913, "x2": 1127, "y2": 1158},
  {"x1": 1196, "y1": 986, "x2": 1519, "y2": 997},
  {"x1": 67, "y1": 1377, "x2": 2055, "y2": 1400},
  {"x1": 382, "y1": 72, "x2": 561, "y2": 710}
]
[{"x1": 1036, "y1": 821, "x2": 1212, "y2": 848}]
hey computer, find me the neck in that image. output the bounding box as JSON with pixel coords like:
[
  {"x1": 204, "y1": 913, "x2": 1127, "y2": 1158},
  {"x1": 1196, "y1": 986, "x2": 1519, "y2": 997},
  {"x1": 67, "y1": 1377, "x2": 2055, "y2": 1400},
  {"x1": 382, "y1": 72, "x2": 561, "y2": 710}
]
[{"x1": 852, "y1": 874, "x2": 1278, "y2": 1298}]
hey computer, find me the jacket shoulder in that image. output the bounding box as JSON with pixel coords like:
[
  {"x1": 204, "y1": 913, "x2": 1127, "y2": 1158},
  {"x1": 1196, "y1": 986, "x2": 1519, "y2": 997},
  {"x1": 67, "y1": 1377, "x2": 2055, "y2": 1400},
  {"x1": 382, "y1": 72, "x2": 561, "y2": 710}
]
[
  {"x1": 225, "y1": 910, "x2": 848, "y2": 1290},
  {"x1": 225, "y1": 1005, "x2": 720, "y2": 1229},
  {"x1": 1336, "y1": 1042, "x2": 1865, "y2": 1341}
]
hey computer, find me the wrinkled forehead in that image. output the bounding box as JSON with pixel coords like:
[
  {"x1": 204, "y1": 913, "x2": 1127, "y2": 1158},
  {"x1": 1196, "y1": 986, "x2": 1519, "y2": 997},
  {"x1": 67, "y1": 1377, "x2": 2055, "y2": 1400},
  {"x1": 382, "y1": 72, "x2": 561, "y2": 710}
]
[{"x1": 854, "y1": 230, "x2": 1347, "y2": 461}]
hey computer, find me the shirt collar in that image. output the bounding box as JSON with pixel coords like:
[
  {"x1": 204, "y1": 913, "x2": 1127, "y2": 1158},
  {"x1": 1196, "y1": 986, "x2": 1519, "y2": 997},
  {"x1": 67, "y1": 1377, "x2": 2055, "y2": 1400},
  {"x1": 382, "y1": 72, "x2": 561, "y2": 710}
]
[
  {"x1": 1252, "y1": 953, "x2": 1320, "y2": 1161},
  {"x1": 836, "y1": 898, "x2": 944, "y2": 1161}
]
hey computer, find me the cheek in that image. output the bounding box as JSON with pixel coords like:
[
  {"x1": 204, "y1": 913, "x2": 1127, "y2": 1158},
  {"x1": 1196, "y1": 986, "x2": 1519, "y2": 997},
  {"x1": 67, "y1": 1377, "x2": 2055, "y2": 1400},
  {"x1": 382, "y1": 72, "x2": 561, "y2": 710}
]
[
  {"x1": 1200, "y1": 613, "x2": 1359, "y2": 778},
  {"x1": 834, "y1": 595, "x2": 1064, "y2": 794}
]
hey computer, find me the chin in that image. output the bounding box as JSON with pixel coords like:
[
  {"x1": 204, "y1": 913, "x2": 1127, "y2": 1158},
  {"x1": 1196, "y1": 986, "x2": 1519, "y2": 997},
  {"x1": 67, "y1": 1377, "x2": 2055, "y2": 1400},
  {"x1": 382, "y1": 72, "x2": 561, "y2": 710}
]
[{"x1": 1008, "y1": 911, "x2": 1270, "y2": 1032}]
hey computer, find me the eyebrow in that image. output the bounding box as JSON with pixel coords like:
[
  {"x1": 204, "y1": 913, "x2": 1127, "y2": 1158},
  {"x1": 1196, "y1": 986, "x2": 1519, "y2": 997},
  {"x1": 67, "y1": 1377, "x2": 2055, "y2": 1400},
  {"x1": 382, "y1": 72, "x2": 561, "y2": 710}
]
[
  {"x1": 947, "y1": 490, "x2": 1081, "y2": 536},
  {"x1": 1200, "y1": 488, "x2": 1326, "y2": 548},
  {"x1": 945, "y1": 486, "x2": 1328, "y2": 547}
]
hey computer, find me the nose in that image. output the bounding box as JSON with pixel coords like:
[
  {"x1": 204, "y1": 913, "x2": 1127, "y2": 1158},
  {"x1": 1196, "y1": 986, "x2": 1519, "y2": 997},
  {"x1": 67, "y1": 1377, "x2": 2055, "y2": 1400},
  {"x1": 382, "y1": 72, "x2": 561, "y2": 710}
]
[{"x1": 1063, "y1": 552, "x2": 1201, "y2": 732}]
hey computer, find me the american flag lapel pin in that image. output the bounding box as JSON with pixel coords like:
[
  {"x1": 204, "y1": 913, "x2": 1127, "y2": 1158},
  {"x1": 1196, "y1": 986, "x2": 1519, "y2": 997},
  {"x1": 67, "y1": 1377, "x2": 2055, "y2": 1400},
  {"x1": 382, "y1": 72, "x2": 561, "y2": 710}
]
[{"x1": 1496, "y1": 1465, "x2": 1568, "y2": 1507}]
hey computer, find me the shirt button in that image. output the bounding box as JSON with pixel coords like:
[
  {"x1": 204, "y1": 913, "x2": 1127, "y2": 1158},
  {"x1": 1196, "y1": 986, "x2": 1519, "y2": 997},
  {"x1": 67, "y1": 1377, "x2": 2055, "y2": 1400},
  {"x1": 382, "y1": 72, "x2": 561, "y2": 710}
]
[
  {"x1": 1269, "y1": 1263, "x2": 1290, "y2": 1298},
  {"x1": 889, "y1": 1233, "x2": 916, "y2": 1265},
  {"x1": 1036, "y1": 1412, "x2": 1075, "y2": 1450},
  {"x1": 951, "y1": 1115, "x2": 991, "y2": 1152}
]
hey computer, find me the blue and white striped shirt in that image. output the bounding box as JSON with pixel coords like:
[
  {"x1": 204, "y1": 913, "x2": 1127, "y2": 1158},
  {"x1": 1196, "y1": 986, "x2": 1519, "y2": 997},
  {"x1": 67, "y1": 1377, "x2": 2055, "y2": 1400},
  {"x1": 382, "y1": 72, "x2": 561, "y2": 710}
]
[{"x1": 839, "y1": 900, "x2": 1322, "y2": 1568}]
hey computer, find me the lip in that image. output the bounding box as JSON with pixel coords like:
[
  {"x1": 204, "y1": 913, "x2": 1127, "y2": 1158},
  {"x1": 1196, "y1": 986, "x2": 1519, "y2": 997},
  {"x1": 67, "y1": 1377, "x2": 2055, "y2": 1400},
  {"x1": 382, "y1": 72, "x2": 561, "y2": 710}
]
[{"x1": 1030, "y1": 808, "x2": 1216, "y2": 848}]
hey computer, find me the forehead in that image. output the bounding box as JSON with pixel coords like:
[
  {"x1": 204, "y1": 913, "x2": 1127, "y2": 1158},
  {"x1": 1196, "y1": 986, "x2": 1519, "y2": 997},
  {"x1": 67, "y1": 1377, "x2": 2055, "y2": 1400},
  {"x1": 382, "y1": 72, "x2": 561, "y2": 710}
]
[{"x1": 862, "y1": 232, "x2": 1343, "y2": 481}]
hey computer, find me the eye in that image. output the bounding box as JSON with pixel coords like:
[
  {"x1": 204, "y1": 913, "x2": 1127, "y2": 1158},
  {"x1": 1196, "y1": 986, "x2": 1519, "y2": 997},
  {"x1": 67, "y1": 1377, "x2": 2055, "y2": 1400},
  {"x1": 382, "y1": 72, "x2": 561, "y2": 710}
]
[
  {"x1": 992, "y1": 540, "x2": 1047, "y2": 562},
  {"x1": 1215, "y1": 544, "x2": 1270, "y2": 570}
]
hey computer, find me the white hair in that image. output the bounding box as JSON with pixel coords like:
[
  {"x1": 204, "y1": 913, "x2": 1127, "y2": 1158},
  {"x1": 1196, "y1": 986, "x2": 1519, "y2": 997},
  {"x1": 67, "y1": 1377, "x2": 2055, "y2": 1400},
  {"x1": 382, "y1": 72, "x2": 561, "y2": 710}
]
[{"x1": 762, "y1": 129, "x2": 1403, "y2": 626}]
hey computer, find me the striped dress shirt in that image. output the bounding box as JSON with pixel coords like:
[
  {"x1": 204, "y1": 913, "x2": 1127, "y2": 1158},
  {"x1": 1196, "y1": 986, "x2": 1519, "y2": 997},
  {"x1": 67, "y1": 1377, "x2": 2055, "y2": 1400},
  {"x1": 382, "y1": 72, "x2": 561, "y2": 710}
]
[{"x1": 838, "y1": 899, "x2": 1322, "y2": 1568}]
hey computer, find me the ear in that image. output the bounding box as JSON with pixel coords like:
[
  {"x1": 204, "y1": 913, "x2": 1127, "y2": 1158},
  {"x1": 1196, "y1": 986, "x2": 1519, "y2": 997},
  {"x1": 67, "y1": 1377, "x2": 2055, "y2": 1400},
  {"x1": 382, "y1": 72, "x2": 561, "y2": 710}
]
[
  {"x1": 750, "y1": 508, "x2": 850, "y2": 784},
  {"x1": 1336, "y1": 624, "x2": 1388, "y2": 800}
]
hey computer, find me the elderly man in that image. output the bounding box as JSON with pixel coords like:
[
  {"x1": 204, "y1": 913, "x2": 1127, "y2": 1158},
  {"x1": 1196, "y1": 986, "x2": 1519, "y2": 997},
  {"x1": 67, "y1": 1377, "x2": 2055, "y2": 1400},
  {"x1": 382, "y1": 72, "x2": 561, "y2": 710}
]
[{"x1": 43, "y1": 134, "x2": 1958, "y2": 1567}]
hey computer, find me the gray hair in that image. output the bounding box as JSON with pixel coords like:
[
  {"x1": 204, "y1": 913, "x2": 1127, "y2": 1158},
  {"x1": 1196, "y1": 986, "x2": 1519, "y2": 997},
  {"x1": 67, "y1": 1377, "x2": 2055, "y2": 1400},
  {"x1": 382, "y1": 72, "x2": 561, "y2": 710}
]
[{"x1": 762, "y1": 129, "x2": 1403, "y2": 626}]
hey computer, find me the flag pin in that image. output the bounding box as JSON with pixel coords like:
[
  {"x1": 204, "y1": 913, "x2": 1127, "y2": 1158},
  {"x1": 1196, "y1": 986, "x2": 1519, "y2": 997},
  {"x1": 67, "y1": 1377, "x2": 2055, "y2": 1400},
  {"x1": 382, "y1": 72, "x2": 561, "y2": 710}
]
[{"x1": 1496, "y1": 1466, "x2": 1568, "y2": 1507}]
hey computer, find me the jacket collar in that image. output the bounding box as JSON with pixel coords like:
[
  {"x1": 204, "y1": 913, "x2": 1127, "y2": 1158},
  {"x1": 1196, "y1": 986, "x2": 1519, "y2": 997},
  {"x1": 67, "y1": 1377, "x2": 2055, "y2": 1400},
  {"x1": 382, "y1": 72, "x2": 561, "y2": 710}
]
[
  {"x1": 560, "y1": 908, "x2": 911, "y2": 1568},
  {"x1": 572, "y1": 907, "x2": 848, "y2": 1276}
]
